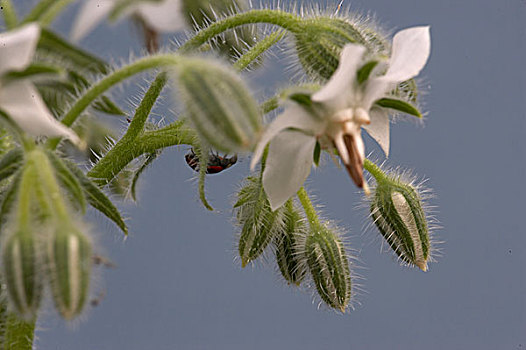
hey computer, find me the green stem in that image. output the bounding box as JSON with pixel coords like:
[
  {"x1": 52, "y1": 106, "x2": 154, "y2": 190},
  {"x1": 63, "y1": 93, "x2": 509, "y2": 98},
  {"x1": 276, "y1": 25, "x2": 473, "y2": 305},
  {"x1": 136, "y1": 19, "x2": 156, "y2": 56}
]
[
  {"x1": 363, "y1": 159, "x2": 385, "y2": 182},
  {"x1": 1, "y1": 0, "x2": 17, "y2": 29},
  {"x1": 87, "y1": 120, "x2": 196, "y2": 184},
  {"x1": 180, "y1": 9, "x2": 302, "y2": 53},
  {"x1": 296, "y1": 187, "x2": 320, "y2": 227},
  {"x1": 233, "y1": 30, "x2": 285, "y2": 71},
  {"x1": 47, "y1": 54, "x2": 181, "y2": 150},
  {"x1": 3, "y1": 313, "x2": 35, "y2": 350},
  {"x1": 14, "y1": 163, "x2": 37, "y2": 231},
  {"x1": 22, "y1": 0, "x2": 73, "y2": 25}
]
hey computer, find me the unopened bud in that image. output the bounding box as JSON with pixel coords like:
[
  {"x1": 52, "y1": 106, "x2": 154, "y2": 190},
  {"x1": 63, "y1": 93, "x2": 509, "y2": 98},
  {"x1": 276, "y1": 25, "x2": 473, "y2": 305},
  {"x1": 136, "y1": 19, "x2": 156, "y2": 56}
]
[
  {"x1": 3, "y1": 232, "x2": 43, "y2": 319},
  {"x1": 274, "y1": 202, "x2": 308, "y2": 286},
  {"x1": 47, "y1": 228, "x2": 92, "y2": 320},
  {"x1": 174, "y1": 58, "x2": 261, "y2": 153},
  {"x1": 370, "y1": 175, "x2": 431, "y2": 271},
  {"x1": 303, "y1": 224, "x2": 351, "y2": 312},
  {"x1": 235, "y1": 176, "x2": 283, "y2": 267},
  {"x1": 294, "y1": 17, "x2": 387, "y2": 81}
]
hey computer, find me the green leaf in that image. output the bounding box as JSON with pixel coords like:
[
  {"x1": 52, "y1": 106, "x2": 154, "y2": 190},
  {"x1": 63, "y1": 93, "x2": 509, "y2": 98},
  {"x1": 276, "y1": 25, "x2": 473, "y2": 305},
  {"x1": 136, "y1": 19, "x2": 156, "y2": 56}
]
[
  {"x1": 0, "y1": 148, "x2": 24, "y2": 183},
  {"x1": 63, "y1": 160, "x2": 128, "y2": 235},
  {"x1": 375, "y1": 98, "x2": 422, "y2": 118},
  {"x1": 356, "y1": 60, "x2": 378, "y2": 84},
  {"x1": 38, "y1": 29, "x2": 109, "y2": 74},
  {"x1": 45, "y1": 151, "x2": 87, "y2": 214}
]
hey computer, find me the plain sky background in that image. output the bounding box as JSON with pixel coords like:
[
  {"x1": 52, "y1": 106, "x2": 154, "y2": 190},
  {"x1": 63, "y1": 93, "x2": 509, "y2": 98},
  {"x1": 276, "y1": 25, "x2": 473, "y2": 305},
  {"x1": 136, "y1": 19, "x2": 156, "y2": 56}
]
[{"x1": 3, "y1": 0, "x2": 526, "y2": 349}]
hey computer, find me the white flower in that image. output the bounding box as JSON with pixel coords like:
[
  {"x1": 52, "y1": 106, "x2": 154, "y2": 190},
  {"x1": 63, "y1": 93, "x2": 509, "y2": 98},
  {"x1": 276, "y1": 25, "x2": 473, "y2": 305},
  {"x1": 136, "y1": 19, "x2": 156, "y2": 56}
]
[
  {"x1": 251, "y1": 26, "x2": 431, "y2": 211},
  {"x1": 0, "y1": 24, "x2": 80, "y2": 145},
  {"x1": 71, "y1": 0, "x2": 185, "y2": 42}
]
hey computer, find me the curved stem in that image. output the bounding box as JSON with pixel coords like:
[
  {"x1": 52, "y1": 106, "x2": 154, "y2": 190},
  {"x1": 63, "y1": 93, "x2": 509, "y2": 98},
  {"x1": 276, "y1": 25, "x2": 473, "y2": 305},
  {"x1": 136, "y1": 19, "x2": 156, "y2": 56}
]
[
  {"x1": 180, "y1": 9, "x2": 302, "y2": 53},
  {"x1": 1, "y1": 0, "x2": 17, "y2": 29},
  {"x1": 47, "y1": 54, "x2": 181, "y2": 150},
  {"x1": 233, "y1": 30, "x2": 285, "y2": 71},
  {"x1": 363, "y1": 158, "x2": 386, "y2": 182},
  {"x1": 296, "y1": 187, "x2": 321, "y2": 228}
]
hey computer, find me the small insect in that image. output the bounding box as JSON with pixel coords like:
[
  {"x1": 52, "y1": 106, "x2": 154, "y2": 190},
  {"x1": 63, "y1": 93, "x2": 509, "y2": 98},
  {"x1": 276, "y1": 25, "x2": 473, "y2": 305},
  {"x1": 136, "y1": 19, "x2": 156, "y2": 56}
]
[
  {"x1": 185, "y1": 148, "x2": 238, "y2": 174},
  {"x1": 92, "y1": 255, "x2": 116, "y2": 269}
]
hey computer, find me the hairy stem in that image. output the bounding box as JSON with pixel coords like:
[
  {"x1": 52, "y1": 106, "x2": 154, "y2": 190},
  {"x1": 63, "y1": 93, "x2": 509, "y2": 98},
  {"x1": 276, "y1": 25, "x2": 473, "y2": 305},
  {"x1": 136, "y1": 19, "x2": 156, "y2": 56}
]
[
  {"x1": 47, "y1": 54, "x2": 181, "y2": 150},
  {"x1": 297, "y1": 187, "x2": 321, "y2": 227},
  {"x1": 363, "y1": 159, "x2": 386, "y2": 182}
]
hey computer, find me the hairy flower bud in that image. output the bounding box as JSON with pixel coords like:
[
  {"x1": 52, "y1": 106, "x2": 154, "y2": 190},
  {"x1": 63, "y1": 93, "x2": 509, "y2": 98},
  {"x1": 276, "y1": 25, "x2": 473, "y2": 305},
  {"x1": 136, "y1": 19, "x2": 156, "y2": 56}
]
[
  {"x1": 235, "y1": 177, "x2": 284, "y2": 267},
  {"x1": 370, "y1": 175, "x2": 431, "y2": 271},
  {"x1": 294, "y1": 17, "x2": 388, "y2": 81},
  {"x1": 174, "y1": 58, "x2": 262, "y2": 153},
  {"x1": 303, "y1": 224, "x2": 351, "y2": 312},
  {"x1": 47, "y1": 228, "x2": 92, "y2": 320},
  {"x1": 274, "y1": 201, "x2": 308, "y2": 286},
  {"x1": 2, "y1": 232, "x2": 43, "y2": 318}
]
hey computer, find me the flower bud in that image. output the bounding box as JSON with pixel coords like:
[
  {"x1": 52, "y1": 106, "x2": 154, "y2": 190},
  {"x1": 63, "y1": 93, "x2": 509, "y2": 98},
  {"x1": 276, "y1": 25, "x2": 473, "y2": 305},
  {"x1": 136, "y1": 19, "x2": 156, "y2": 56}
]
[
  {"x1": 174, "y1": 58, "x2": 262, "y2": 153},
  {"x1": 235, "y1": 176, "x2": 284, "y2": 267},
  {"x1": 370, "y1": 175, "x2": 431, "y2": 271},
  {"x1": 47, "y1": 228, "x2": 92, "y2": 320},
  {"x1": 294, "y1": 17, "x2": 388, "y2": 81},
  {"x1": 303, "y1": 224, "x2": 351, "y2": 312},
  {"x1": 2, "y1": 232, "x2": 43, "y2": 319},
  {"x1": 274, "y1": 202, "x2": 308, "y2": 286}
]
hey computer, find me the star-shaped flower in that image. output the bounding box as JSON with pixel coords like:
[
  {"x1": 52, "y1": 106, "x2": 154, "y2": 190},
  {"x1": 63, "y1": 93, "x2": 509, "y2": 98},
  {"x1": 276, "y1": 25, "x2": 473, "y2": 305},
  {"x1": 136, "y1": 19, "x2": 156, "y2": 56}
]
[
  {"x1": 251, "y1": 26, "x2": 431, "y2": 210},
  {"x1": 0, "y1": 24, "x2": 80, "y2": 145},
  {"x1": 71, "y1": 0, "x2": 185, "y2": 42}
]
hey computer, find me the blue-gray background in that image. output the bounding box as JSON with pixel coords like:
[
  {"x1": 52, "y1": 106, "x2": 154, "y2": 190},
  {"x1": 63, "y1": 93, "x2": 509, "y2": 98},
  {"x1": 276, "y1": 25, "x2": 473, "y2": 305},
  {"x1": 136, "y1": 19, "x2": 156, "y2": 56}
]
[{"x1": 6, "y1": 0, "x2": 526, "y2": 349}]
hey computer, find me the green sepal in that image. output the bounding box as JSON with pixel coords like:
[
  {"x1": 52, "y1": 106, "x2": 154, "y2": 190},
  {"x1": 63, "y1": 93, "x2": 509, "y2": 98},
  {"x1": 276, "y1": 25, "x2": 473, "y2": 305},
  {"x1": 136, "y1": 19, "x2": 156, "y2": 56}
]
[
  {"x1": 63, "y1": 160, "x2": 128, "y2": 235},
  {"x1": 45, "y1": 151, "x2": 87, "y2": 214},
  {"x1": 5, "y1": 63, "x2": 63, "y2": 80},
  {"x1": 0, "y1": 148, "x2": 24, "y2": 183},
  {"x1": 38, "y1": 29, "x2": 109, "y2": 74},
  {"x1": 375, "y1": 98, "x2": 422, "y2": 118},
  {"x1": 313, "y1": 141, "x2": 321, "y2": 167},
  {"x1": 289, "y1": 93, "x2": 312, "y2": 108},
  {"x1": 130, "y1": 152, "x2": 160, "y2": 201},
  {"x1": 356, "y1": 60, "x2": 378, "y2": 85}
]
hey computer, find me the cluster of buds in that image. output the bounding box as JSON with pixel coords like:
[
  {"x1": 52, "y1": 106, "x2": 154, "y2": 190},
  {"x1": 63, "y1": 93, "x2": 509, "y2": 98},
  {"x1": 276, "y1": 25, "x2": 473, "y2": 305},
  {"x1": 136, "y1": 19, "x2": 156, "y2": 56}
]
[{"x1": 1, "y1": 148, "x2": 92, "y2": 320}]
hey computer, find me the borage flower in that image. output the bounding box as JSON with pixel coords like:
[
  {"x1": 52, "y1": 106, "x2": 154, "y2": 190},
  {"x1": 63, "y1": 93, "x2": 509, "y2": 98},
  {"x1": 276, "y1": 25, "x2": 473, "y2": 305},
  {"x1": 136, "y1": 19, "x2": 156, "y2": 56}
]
[
  {"x1": 251, "y1": 26, "x2": 431, "y2": 211},
  {"x1": 71, "y1": 0, "x2": 185, "y2": 48},
  {"x1": 0, "y1": 24, "x2": 80, "y2": 145}
]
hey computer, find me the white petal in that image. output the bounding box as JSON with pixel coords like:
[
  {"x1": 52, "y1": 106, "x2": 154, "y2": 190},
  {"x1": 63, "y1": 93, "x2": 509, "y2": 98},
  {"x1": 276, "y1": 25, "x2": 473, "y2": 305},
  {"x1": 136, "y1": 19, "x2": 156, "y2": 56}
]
[
  {"x1": 363, "y1": 107, "x2": 390, "y2": 156},
  {"x1": 0, "y1": 81, "x2": 80, "y2": 145},
  {"x1": 263, "y1": 130, "x2": 316, "y2": 211},
  {"x1": 312, "y1": 44, "x2": 366, "y2": 110},
  {"x1": 0, "y1": 24, "x2": 40, "y2": 76},
  {"x1": 250, "y1": 103, "x2": 323, "y2": 170},
  {"x1": 71, "y1": 0, "x2": 115, "y2": 41},
  {"x1": 135, "y1": 0, "x2": 185, "y2": 32},
  {"x1": 361, "y1": 27, "x2": 430, "y2": 110},
  {"x1": 383, "y1": 26, "x2": 431, "y2": 83}
]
